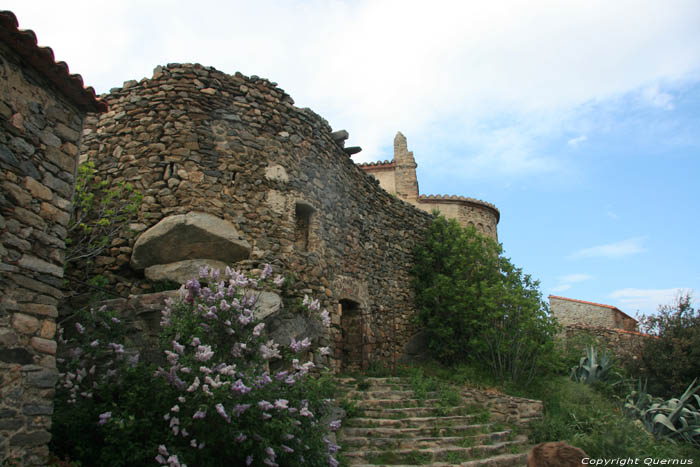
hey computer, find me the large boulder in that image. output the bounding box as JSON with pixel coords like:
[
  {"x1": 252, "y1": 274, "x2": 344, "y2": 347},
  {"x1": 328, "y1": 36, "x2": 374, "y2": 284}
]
[{"x1": 131, "y1": 212, "x2": 251, "y2": 269}]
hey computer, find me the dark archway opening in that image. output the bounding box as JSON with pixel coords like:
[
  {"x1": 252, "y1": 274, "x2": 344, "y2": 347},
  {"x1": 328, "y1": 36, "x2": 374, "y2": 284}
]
[{"x1": 340, "y1": 299, "x2": 363, "y2": 371}]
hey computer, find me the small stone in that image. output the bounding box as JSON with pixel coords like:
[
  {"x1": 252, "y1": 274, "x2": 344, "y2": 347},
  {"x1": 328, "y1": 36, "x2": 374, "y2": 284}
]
[
  {"x1": 40, "y1": 202, "x2": 70, "y2": 226},
  {"x1": 17, "y1": 303, "x2": 58, "y2": 318},
  {"x1": 31, "y1": 337, "x2": 57, "y2": 355},
  {"x1": 1, "y1": 181, "x2": 31, "y2": 206},
  {"x1": 10, "y1": 430, "x2": 52, "y2": 446},
  {"x1": 39, "y1": 320, "x2": 56, "y2": 339},
  {"x1": 12, "y1": 313, "x2": 40, "y2": 334},
  {"x1": 200, "y1": 88, "x2": 217, "y2": 95},
  {"x1": 18, "y1": 255, "x2": 63, "y2": 278},
  {"x1": 24, "y1": 177, "x2": 53, "y2": 201}
]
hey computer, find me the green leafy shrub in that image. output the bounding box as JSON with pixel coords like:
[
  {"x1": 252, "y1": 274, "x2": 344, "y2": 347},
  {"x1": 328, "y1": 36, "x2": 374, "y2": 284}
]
[
  {"x1": 412, "y1": 216, "x2": 559, "y2": 383},
  {"x1": 630, "y1": 293, "x2": 700, "y2": 399},
  {"x1": 65, "y1": 161, "x2": 142, "y2": 291}
]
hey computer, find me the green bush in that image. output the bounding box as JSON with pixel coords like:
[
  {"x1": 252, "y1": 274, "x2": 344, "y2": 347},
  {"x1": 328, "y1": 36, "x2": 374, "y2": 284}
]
[
  {"x1": 630, "y1": 293, "x2": 700, "y2": 399},
  {"x1": 412, "y1": 216, "x2": 559, "y2": 383},
  {"x1": 52, "y1": 267, "x2": 341, "y2": 467}
]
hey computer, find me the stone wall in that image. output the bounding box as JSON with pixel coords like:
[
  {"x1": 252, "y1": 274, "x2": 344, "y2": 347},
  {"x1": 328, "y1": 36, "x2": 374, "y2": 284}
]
[
  {"x1": 0, "y1": 12, "x2": 104, "y2": 464},
  {"x1": 77, "y1": 63, "x2": 436, "y2": 372},
  {"x1": 560, "y1": 324, "x2": 650, "y2": 362},
  {"x1": 550, "y1": 295, "x2": 637, "y2": 332},
  {"x1": 359, "y1": 132, "x2": 499, "y2": 240}
]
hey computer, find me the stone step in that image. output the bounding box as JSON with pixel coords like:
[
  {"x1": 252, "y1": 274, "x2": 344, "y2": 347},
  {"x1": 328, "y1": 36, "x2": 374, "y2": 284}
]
[
  {"x1": 358, "y1": 405, "x2": 481, "y2": 418},
  {"x1": 350, "y1": 451, "x2": 529, "y2": 467},
  {"x1": 344, "y1": 414, "x2": 485, "y2": 429},
  {"x1": 344, "y1": 435, "x2": 528, "y2": 464},
  {"x1": 341, "y1": 430, "x2": 512, "y2": 449},
  {"x1": 343, "y1": 390, "x2": 441, "y2": 400},
  {"x1": 340, "y1": 422, "x2": 493, "y2": 438}
]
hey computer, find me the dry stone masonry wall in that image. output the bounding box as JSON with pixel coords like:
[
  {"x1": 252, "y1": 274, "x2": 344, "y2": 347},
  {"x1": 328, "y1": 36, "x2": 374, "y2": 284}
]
[
  {"x1": 78, "y1": 63, "x2": 435, "y2": 372},
  {"x1": 0, "y1": 11, "x2": 105, "y2": 464}
]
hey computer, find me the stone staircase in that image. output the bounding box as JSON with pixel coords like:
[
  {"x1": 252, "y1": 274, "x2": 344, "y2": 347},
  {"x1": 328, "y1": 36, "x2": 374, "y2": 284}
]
[{"x1": 336, "y1": 377, "x2": 532, "y2": 467}]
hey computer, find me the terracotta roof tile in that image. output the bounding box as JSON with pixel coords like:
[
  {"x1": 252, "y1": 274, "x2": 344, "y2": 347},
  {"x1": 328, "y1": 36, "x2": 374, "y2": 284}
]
[{"x1": 0, "y1": 10, "x2": 107, "y2": 113}]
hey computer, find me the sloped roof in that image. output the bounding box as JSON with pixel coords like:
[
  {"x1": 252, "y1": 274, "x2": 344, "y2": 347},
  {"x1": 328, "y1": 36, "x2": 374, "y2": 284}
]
[
  {"x1": 549, "y1": 295, "x2": 637, "y2": 323},
  {"x1": 0, "y1": 10, "x2": 107, "y2": 113}
]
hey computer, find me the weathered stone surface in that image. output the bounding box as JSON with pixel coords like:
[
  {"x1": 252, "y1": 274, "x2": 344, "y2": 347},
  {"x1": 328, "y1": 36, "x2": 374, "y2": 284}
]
[
  {"x1": 267, "y1": 312, "x2": 323, "y2": 348},
  {"x1": 144, "y1": 259, "x2": 229, "y2": 284},
  {"x1": 131, "y1": 212, "x2": 251, "y2": 269},
  {"x1": 252, "y1": 291, "x2": 283, "y2": 321},
  {"x1": 26, "y1": 369, "x2": 58, "y2": 388},
  {"x1": 10, "y1": 430, "x2": 51, "y2": 446},
  {"x1": 30, "y1": 337, "x2": 56, "y2": 355},
  {"x1": 17, "y1": 255, "x2": 63, "y2": 278},
  {"x1": 399, "y1": 330, "x2": 431, "y2": 363},
  {"x1": 11, "y1": 313, "x2": 40, "y2": 335}
]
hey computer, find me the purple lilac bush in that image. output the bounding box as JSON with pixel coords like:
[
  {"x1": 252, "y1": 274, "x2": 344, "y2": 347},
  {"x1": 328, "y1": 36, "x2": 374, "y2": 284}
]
[{"x1": 54, "y1": 265, "x2": 341, "y2": 467}]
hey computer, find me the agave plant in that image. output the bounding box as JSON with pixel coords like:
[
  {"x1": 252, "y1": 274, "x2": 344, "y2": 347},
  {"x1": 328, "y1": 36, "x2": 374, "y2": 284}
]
[
  {"x1": 570, "y1": 346, "x2": 615, "y2": 385},
  {"x1": 624, "y1": 378, "x2": 660, "y2": 418},
  {"x1": 638, "y1": 378, "x2": 700, "y2": 446}
]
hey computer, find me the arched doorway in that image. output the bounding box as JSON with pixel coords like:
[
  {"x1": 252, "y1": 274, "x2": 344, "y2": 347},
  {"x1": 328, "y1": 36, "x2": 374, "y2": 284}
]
[{"x1": 340, "y1": 299, "x2": 363, "y2": 371}]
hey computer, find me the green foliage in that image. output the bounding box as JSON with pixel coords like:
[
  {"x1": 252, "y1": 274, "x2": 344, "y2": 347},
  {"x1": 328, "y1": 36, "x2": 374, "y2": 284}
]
[
  {"x1": 412, "y1": 216, "x2": 559, "y2": 383},
  {"x1": 625, "y1": 378, "x2": 700, "y2": 446},
  {"x1": 66, "y1": 161, "x2": 142, "y2": 288},
  {"x1": 570, "y1": 346, "x2": 618, "y2": 385},
  {"x1": 630, "y1": 293, "x2": 700, "y2": 399},
  {"x1": 527, "y1": 377, "x2": 700, "y2": 460}
]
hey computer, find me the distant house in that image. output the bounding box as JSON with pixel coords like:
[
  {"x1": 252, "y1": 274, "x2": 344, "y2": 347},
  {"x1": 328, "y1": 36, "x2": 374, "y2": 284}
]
[{"x1": 549, "y1": 295, "x2": 638, "y2": 332}]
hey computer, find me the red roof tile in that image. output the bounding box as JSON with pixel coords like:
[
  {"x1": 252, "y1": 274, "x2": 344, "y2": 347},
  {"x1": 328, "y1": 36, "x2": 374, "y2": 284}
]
[{"x1": 0, "y1": 10, "x2": 107, "y2": 113}]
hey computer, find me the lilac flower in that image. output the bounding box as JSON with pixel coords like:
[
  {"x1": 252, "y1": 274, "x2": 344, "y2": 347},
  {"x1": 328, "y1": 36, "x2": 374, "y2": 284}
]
[
  {"x1": 329, "y1": 419, "x2": 342, "y2": 431},
  {"x1": 198, "y1": 266, "x2": 210, "y2": 278},
  {"x1": 75, "y1": 322, "x2": 85, "y2": 334},
  {"x1": 320, "y1": 309, "x2": 331, "y2": 327},
  {"x1": 246, "y1": 456, "x2": 253, "y2": 466},
  {"x1": 195, "y1": 345, "x2": 214, "y2": 362},
  {"x1": 166, "y1": 454, "x2": 181, "y2": 467},
  {"x1": 274, "y1": 399, "x2": 289, "y2": 410},
  {"x1": 172, "y1": 340, "x2": 185, "y2": 354},
  {"x1": 156, "y1": 454, "x2": 166, "y2": 464},
  {"x1": 90, "y1": 339, "x2": 100, "y2": 348},
  {"x1": 274, "y1": 371, "x2": 288, "y2": 381},
  {"x1": 261, "y1": 263, "x2": 273, "y2": 280},
  {"x1": 256, "y1": 372, "x2": 272, "y2": 388},
  {"x1": 281, "y1": 444, "x2": 293, "y2": 453},
  {"x1": 253, "y1": 323, "x2": 265, "y2": 337},
  {"x1": 303, "y1": 295, "x2": 320, "y2": 311},
  {"x1": 231, "y1": 379, "x2": 251, "y2": 395},
  {"x1": 300, "y1": 407, "x2": 313, "y2": 417},
  {"x1": 262, "y1": 412, "x2": 272, "y2": 420},
  {"x1": 171, "y1": 405, "x2": 180, "y2": 413},
  {"x1": 98, "y1": 411, "x2": 111, "y2": 425},
  {"x1": 319, "y1": 346, "x2": 331, "y2": 356},
  {"x1": 258, "y1": 400, "x2": 274, "y2": 411},
  {"x1": 236, "y1": 432, "x2": 247, "y2": 442},
  {"x1": 186, "y1": 377, "x2": 200, "y2": 392},
  {"x1": 260, "y1": 340, "x2": 281, "y2": 360},
  {"x1": 165, "y1": 351, "x2": 179, "y2": 365},
  {"x1": 199, "y1": 366, "x2": 212, "y2": 375},
  {"x1": 290, "y1": 337, "x2": 311, "y2": 353},
  {"x1": 233, "y1": 403, "x2": 251, "y2": 416},
  {"x1": 215, "y1": 403, "x2": 230, "y2": 423},
  {"x1": 219, "y1": 299, "x2": 231, "y2": 311},
  {"x1": 273, "y1": 274, "x2": 285, "y2": 287},
  {"x1": 329, "y1": 455, "x2": 339, "y2": 467},
  {"x1": 127, "y1": 353, "x2": 140, "y2": 367},
  {"x1": 158, "y1": 445, "x2": 169, "y2": 457},
  {"x1": 265, "y1": 447, "x2": 276, "y2": 459},
  {"x1": 192, "y1": 409, "x2": 206, "y2": 419},
  {"x1": 191, "y1": 337, "x2": 201, "y2": 346},
  {"x1": 190, "y1": 439, "x2": 198, "y2": 448}
]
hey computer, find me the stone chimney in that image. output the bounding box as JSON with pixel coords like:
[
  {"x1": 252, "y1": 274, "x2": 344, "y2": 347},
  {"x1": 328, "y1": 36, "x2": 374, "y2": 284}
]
[{"x1": 393, "y1": 132, "x2": 419, "y2": 200}]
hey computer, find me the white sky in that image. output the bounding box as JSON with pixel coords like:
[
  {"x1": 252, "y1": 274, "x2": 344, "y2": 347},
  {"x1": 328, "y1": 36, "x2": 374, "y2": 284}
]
[{"x1": 5, "y1": 0, "x2": 700, "y2": 315}]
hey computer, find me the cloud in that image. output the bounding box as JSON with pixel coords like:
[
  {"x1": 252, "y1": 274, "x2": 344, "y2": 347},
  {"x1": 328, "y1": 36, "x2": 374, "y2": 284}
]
[
  {"x1": 609, "y1": 288, "x2": 694, "y2": 315},
  {"x1": 559, "y1": 273, "x2": 593, "y2": 283},
  {"x1": 567, "y1": 135, "x2": 587, "y2": 146},
  {"x1": 5, "y1": 0, "x2": 700, "y2": 176},
  {"x1": 550, "y1": 284, "x2": 572, "y2": 293},
  {"x1": 641, "y1": 84, "x2": 675, "y2": 110},
  {"x1": 568, "y1": 237, "x2": 647, "y2": 259}
]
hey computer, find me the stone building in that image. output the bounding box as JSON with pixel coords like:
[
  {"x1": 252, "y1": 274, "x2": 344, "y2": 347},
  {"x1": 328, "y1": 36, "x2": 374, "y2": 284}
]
[
  {"x1": 358, "y1": 132, "x2": 500, "y2": 240},
  {"x1": 549, "y1": 295, "x2": 638, "y2": 332},
  {"x1": 77, "y1": 63, "x2": 437, "y2": 374},
  {"x1": 0, "y1": 11, "x2": 106, "y2": 464}
]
